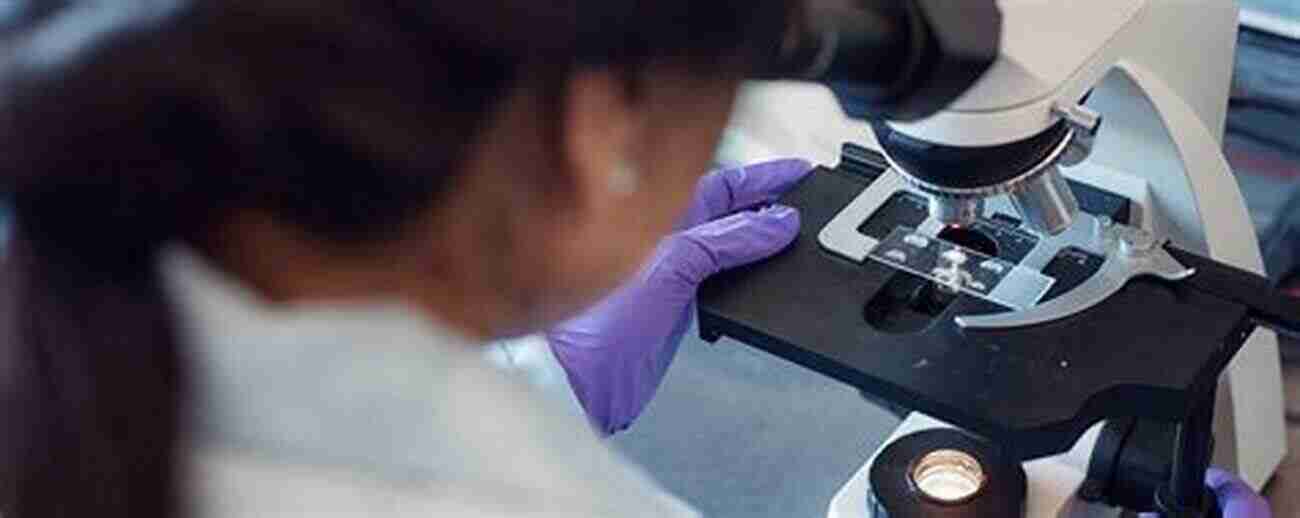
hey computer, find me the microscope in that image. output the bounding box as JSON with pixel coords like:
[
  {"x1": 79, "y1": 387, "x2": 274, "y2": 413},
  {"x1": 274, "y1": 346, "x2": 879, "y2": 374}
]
[{"x1": 706, "y1": 1, "x2": 1297, "y2": 516}]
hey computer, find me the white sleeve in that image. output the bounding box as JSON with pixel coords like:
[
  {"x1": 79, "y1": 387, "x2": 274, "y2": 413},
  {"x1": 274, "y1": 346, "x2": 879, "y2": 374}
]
[{"x1": 486, "y1": 335, "x2": 586, "y2": 419}]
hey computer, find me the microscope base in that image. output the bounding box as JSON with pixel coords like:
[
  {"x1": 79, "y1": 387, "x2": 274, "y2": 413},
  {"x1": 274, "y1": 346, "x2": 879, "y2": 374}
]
[{"x1": 829, "y1": 413, "x2": 1120, "y2": 518}]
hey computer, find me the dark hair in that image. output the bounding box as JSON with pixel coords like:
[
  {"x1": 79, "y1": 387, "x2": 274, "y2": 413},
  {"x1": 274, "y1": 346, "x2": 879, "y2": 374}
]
[{"x1": 0, "y1": 1, "x2": 792, "y2": 516}]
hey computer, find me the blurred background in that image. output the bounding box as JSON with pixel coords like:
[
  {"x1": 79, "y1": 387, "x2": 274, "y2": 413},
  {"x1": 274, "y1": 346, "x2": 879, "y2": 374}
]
[{"x1": 1, "y1": 2, "x2": 1298, "y2": 518}]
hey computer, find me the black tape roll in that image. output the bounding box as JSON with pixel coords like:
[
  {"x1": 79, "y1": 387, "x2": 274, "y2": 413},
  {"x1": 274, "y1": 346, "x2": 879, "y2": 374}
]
[{"x1": 868, "y1": 429, "x2": 1027, "y2": 518}]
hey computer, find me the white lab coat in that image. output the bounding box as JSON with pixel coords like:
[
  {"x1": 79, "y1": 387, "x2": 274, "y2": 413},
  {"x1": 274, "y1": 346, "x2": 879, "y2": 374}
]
[{"x1": 159, "y1": 246, "x2": 700, "y2": 518}]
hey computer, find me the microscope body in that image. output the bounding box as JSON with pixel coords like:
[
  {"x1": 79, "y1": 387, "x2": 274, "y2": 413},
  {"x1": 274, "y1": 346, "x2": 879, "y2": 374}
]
[
  {"x1": 715, "y1": 0, "x2": 1286, "y2": 516},
  {"x1": 884, "y1": 0, "x2": 1285, "y2": 492}
]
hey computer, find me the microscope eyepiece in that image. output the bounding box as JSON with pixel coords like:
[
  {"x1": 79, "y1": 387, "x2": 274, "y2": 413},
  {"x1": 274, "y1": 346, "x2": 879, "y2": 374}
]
[
  {"x1": 759, "y1": 2, "x2": 1085, "y2": 237},
  {"x1": 759, "y1": 0, "x2": 1001, "y2": 122}
]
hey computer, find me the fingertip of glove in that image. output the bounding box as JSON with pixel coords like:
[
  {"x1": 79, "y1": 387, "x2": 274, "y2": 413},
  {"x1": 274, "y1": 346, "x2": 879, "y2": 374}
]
[
  {"x1": 1205, "y1": 468, "x2": 1252, "y2": 494},
  {"x1": 763, "y1": 203, "x2": 797, "y2": 217},
  {"x1": 759, "y1": 204, "x2": 802, "y2": 240},
  {"x1": 1204, "y1": 468, "x2": 1271, "y2": 516},
  {"x1": 759, "y1": 157, "x2": 813, "y2": 172},
  {"x1": 1205, "y1": 468, "x2": 1234, "y2": 488},
  {"x1": 751, "y1": 158, "x2": 814, "y2": 181},
  {"x1": 760, "y1": 204, "x2": 799, "y2": 223}
]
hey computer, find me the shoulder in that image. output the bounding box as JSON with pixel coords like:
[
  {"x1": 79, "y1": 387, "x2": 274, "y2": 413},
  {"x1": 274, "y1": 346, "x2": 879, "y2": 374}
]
[
  {"x1": 184, "y1": 353, "x2": 700, "y2": 518},
  {"x1": 188, "y1": 445, "x2": 700, "y2": 518}
]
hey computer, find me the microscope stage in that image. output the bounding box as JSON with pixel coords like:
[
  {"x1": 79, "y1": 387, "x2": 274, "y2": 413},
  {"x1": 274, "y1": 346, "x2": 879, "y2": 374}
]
[{"x1": 697, "y1": 147, "x2": 1252, "y2": 461}]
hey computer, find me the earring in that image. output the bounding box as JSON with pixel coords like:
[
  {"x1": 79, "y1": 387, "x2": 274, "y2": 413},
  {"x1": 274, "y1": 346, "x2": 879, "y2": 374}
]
[{"x1": 609, "y1": 162, "x2": 640, "y2": 196}]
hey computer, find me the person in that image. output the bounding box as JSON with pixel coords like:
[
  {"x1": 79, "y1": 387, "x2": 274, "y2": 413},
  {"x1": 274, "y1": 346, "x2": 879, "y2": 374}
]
[{"x1": 0, "y1": 2, "x2": 1271, "y2": 518}]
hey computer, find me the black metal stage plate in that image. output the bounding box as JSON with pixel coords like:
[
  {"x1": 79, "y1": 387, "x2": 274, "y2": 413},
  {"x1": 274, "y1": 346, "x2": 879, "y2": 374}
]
[{"x1": 697, "y1": 147, "x2": 1254, "y2": 461}]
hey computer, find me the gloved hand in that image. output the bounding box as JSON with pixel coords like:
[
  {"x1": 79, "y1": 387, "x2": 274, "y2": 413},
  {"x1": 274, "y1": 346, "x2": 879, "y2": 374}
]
[
  {"x1": 547, "y1": 159, "x2": 812, "y2": 435},
  {"x1": 1206, "y1": 468, "x2": 1272, "y2": 518},
  {"x1": 1141, "y1": 468, "x2": 1272, "y2": 518}
]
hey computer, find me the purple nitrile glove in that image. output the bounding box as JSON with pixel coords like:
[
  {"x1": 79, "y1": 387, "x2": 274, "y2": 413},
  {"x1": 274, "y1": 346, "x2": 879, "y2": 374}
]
[
  {"x1": 1140, "y1": 468, "x2": 1272, "y2": 518},
  {"x1": 1206, "y1": 468, "x2": 1272, "y2": 518},
  {"x1": 547, "y1": 158, "x2": 812, "y2": 435}
]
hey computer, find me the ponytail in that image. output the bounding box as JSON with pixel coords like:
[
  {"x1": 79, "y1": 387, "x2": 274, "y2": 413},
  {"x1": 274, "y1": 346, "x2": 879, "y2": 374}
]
[{"x1": 1, "y1": 228, "x2": 187, "y2": 518}]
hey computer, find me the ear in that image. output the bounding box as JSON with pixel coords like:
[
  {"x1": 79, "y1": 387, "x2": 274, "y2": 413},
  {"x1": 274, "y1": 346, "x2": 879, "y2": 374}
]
[{"x1": 561, "y1": 70, "x2": 642, "y2": 210}]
